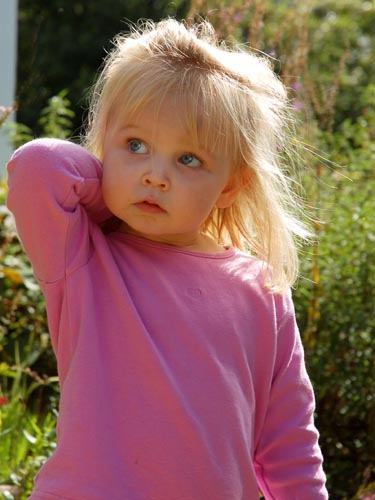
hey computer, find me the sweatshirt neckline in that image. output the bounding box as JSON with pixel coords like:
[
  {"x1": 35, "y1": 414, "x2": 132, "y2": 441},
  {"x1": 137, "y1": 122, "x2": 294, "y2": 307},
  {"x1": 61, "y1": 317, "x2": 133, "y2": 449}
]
[{"x1": 109, "y1": 231, "x2": 237, "y2": 259}]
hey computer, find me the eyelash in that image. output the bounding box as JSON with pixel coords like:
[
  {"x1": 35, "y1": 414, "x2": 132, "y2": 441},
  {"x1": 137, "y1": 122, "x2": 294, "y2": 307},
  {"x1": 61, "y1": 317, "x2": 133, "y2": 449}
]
[{"x1": 126, "y1": 138, "x2": 204, "y2": 168}]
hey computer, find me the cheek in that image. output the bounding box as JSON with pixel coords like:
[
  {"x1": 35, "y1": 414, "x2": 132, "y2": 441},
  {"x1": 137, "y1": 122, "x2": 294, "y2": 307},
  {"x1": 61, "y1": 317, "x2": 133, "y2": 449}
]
[
  {"x1": 101, "y1": 167, "x2": 123, "y2": 211},
  {"x1": 194, "y1": 179, "x2": 223, "y2": 204},
  {"x1": 187, "y1": 185, "x2": 219, "y2": 217}
]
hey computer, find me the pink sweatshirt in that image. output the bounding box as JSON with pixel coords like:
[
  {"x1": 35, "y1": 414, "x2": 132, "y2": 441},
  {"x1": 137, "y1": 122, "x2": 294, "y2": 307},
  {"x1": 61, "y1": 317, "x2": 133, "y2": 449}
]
[{"x1": 6, "y1": 138, "x2": 328, "y2": 500}]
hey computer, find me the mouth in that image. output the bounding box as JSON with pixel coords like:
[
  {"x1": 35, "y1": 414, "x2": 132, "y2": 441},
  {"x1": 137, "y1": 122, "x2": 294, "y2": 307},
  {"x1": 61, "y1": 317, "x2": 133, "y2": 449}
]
[{"x1": 134, "y1": 199, "x2": 166, "y2": 213}]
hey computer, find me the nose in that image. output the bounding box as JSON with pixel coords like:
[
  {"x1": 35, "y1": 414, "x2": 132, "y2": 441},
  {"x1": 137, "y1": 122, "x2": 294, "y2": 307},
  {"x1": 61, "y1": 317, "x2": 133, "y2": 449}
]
[{"x1": 141, "y1": 160, "x2": 170, "y2": 190}]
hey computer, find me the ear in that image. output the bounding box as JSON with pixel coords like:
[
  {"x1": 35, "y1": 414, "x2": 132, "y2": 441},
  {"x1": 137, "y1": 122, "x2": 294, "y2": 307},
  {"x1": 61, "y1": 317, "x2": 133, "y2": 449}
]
[
  {"x1": 215, "y1": 170, "x2": 252, "y2": 209},
  {"x1": 215, "y1": 182, "x2": 240, "y2": 209}
]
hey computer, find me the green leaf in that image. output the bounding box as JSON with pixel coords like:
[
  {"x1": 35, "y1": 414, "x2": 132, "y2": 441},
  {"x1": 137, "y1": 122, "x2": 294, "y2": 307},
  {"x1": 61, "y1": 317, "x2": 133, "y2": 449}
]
[{"x1": 22, "y1": 429, "x2": 37, "y2": 445}]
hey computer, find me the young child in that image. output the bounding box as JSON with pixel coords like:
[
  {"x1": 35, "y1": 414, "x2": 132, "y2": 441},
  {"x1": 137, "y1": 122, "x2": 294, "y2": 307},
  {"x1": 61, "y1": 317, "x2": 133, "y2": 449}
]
[{"x1": 6, "y1": 18, "x2": 328, "y2": 500}]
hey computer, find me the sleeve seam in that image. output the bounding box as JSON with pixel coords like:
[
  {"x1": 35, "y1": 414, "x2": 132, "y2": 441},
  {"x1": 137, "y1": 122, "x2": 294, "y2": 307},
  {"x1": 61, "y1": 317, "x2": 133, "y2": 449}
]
[{"x1": 36, "y1": 248, "x2": 95, "y2": 286}]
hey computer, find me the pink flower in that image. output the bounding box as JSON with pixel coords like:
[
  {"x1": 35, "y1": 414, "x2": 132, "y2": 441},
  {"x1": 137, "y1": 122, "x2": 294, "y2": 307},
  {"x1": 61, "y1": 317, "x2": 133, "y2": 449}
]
[
  {"x1": 293, "y1": 99, "x2": 304, "y2": 111},
  {"x1": 292, "y1": 81, "x2": 303, "y2": 92},
  {"x1": 0, "y1": 395, "x2": 9, "y2": 406}
]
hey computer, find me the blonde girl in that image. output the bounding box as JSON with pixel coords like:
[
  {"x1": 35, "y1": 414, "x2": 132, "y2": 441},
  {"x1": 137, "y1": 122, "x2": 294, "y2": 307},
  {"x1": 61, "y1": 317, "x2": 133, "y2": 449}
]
[{"x1": 6, "y1": 17, "x2": 328, "y2": 499}]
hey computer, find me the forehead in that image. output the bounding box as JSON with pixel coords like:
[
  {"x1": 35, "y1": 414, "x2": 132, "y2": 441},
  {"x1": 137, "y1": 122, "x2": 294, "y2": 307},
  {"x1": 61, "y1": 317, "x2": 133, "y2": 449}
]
[{"x1": 113, "y1": 95, "x2": 195, "y2": 133}]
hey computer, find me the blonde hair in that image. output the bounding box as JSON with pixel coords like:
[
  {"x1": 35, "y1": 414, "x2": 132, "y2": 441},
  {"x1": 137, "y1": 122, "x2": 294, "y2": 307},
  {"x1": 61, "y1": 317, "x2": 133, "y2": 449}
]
[{"x1": 83, "y1": 17, "x2": 313, "y2": 293}]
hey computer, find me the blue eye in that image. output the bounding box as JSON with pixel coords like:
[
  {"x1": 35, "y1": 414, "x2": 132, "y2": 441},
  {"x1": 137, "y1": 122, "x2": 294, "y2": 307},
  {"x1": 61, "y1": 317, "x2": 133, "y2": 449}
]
[
  {"x1": 179, "y1": 153, "x2": 202, "y2": 168},
  {"x1": 127, "y1": 139, "x2": 147, "y2": 154}
]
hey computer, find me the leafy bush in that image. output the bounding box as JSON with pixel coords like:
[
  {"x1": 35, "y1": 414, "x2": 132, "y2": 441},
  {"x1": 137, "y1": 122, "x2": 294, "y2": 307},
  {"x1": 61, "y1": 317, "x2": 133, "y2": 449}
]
[
  {"x1": 0, "y1": 95, "x2": 70, "y2": 497},
  {"x1": 295, "y1": 116, "x2": 375, "y2": 497},
  {"x1": 7, "y1": 89, "x2": 75, "y2": 149},
  {"x1": 0, "y1": 376, "x2": 57, "y2": 498}
]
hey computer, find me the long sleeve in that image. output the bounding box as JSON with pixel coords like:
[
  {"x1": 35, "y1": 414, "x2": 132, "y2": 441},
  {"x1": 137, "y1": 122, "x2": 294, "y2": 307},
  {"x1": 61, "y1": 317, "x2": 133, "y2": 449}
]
[
  {"x1": 6, "y1": 138, "x2": 113, "y2": 284},
  {"x1": 253, "y1": 288, "x2": 328, "y2": 499}
]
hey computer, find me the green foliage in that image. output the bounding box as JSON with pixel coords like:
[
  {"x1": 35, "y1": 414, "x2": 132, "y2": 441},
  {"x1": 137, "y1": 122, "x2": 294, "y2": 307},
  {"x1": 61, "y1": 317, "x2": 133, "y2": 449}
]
[
  {"x1": 7, "y1": 89, "x2": 75, "y2": 149},
  {"x1": 0, "y1": 384, "x2": 57, "y2": 498},
  {"x1": 7, "y1": 123, "x2": 33, "y2": 151},
  {"x1": 0, "y1": 181, "x2": 59, "y2": 498},
  {"x1": 37, "y1": 89, "x2": 75, "y2": 139},
  {"x1": 306, "y1": 0, "x2": 375, "y2": 127},
  {"x1": 295, "y1": 114, "x2": 375, "y2": 497}
]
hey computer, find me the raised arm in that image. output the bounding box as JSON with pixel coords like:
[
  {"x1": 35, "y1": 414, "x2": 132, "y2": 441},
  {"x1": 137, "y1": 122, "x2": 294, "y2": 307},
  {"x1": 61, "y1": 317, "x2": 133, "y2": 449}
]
[
  {"x1": 253, "y1": 288, "x2": 329, "y2": 499},
  {"x1": 6, "y1": 138, "x2": 113, "y2": 284}
]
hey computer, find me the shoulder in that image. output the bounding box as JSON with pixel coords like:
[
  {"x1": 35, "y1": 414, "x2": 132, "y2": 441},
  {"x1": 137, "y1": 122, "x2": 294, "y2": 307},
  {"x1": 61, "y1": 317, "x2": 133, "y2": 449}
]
[
  {"x1": 9, "y1": 138, "x2": 97, "y2": 165},
  {"x1": 225, "y1": 249, "x2": 294, "y2": 321},
  {"x1": 225, "y1": 249, "x2": 270, "y2": 289},
  {"x1": 8, "y1": 138, "x2": 103, "y2": 182}
]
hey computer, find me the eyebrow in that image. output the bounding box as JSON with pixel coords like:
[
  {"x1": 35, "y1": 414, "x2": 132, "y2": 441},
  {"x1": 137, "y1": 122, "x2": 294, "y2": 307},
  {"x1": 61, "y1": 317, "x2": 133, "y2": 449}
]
[
  {"x1": 117, "y1": 125, "x2": 144, "y2": 141},
  {"x1": 121, "y1": 124, "x2": 145, "y2": 132}
]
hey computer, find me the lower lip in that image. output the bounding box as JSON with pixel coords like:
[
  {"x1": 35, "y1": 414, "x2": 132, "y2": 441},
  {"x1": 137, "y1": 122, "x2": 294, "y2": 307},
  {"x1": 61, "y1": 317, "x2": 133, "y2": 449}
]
[{"x1": 134, "y1": 202, "x2": 166, "y2": 213}]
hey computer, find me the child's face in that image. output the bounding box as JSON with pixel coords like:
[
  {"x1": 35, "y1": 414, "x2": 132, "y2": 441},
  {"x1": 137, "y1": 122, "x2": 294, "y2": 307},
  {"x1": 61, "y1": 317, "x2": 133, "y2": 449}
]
[{"x1": 101, "y1": 97, "x2": 237, "y2": 248}]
